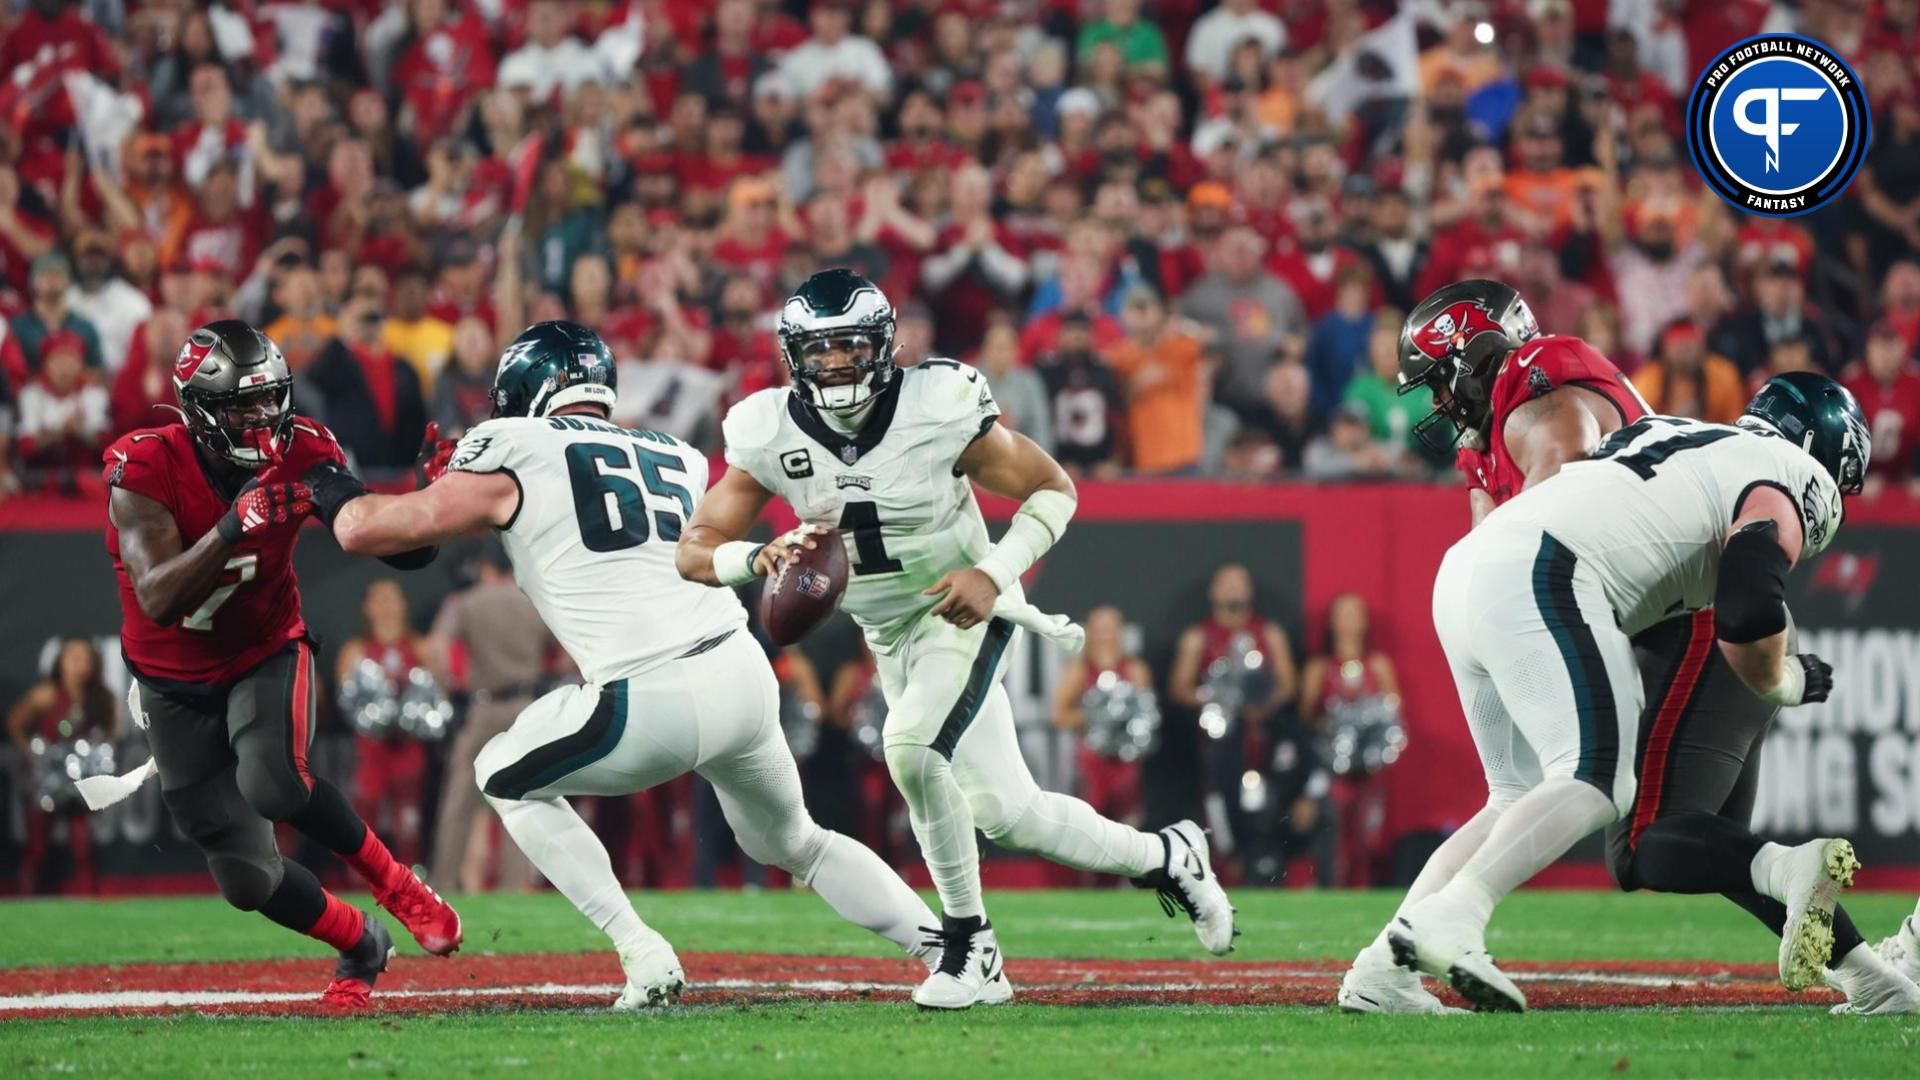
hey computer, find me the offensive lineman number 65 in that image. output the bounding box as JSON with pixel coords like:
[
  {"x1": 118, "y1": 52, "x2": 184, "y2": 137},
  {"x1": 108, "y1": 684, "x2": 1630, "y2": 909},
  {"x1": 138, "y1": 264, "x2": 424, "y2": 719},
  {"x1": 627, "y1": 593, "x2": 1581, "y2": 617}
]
[{"x1": 182, "y1": 554, "x2": 259, "y2": 631}]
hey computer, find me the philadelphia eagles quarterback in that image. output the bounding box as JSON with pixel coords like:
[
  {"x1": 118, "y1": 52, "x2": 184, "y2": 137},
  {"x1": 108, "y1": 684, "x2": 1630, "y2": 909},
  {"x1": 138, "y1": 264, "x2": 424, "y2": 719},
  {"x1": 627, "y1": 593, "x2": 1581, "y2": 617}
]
[{"x1": 678, "y1": 269, "x2": 1236, "y2": 1010}]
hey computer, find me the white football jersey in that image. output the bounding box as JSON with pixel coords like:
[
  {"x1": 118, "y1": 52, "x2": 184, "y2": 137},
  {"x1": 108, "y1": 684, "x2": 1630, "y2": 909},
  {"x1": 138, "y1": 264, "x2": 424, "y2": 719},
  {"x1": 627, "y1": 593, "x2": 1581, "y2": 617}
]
[
  {"x1": 1490, "y1": 416, "x2": 1844, "y2": 636},
  {"x1": 447, "y1": 414, "x2": 746, "y2": 684},
  {"x1": 723, "y1": 360, "x2": 1000, "y2": 653}
]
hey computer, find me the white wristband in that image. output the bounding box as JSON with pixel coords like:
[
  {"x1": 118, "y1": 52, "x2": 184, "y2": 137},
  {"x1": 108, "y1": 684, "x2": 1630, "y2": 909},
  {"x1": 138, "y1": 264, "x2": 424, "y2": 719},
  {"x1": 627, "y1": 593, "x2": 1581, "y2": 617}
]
[
  {"x1": 713, "y1": 541, "x2": 766, "y2": 588},
  {"x1": 975, "y1": 489, "x2": 1076, "y2": 593},
  {"x1": 1761, "y1": 658, "x2": 1805, "y2": 707}
]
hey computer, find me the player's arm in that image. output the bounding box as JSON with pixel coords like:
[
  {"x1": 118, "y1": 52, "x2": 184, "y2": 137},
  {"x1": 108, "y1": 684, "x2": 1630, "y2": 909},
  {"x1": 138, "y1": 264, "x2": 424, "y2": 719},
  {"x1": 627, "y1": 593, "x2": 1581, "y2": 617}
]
[
  {"x1": 676, "y1": 465, "x2": 815, "y2": 586},
  {"x1": 1168, "y1": 627, "x2": 1206, "y2": 708},
  {"x1": 1051, "y1": 660, "x2": 1090, "y2": 732},
  {"x1": 1467, "y1": 488, "x2": 1496, "y2": 529},
  {"x1": 109, "y1": 485, "x2": 239, "y2": 626},
  {"x1": 1504, "y1": 389, "x2": 1610, "y2": 492},
  {"x1": 1714, "y1": 485, "x2": 1830, "y2": 707},
  {"x1": 928, "y1": 423, "x2": 1077, "y2": 627},
  {"x1": 325, "y1": 470, "x2": 520, "y2": 557}
]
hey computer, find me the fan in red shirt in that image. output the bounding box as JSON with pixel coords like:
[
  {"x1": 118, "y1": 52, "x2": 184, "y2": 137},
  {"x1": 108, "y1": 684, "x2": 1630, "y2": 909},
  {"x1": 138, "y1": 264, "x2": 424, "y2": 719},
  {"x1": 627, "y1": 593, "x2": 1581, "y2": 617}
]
[
  {"x1": 391, "y1": 2, "x2": 497, "y2": 143},
  {"x1": 1842, "y1": 321, "x2": 1920, "y2": 487},
  {"x1": 102, "y1": 320, "x2": 459, "y2": 1010},
  {"x1": 1267, "y1": 197, "x2": 1374, "y2": 321},
  {"x1": 709, "y1": 176, "x2": 791, "y2": 292},
  {"x1": 176, "y1": 161, "x2": 266, "y2": 283}
]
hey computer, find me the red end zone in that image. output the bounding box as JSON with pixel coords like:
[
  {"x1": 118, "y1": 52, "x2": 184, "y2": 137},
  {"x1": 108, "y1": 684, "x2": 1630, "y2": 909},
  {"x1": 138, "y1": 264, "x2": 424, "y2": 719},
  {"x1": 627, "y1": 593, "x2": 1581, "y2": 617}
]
[{"x1": 0, "y1": 952, "x2": 1843, "y2": 1018}]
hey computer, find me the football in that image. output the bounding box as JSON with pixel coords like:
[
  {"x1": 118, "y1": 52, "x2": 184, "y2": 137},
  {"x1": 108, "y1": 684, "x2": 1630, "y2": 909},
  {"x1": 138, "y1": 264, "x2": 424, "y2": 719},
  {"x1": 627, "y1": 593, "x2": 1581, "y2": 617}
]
[{"x1": 758, "y1": 529, "x2": 849, "y2": 646}]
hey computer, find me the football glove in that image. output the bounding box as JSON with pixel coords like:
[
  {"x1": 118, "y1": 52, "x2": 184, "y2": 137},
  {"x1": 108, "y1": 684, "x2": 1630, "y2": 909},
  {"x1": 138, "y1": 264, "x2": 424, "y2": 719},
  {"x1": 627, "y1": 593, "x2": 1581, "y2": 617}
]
[
  {"x1": 303, "y1": 459, "x2": 369, "y2": 526},
  {"x1": 417, "y1": 421, "x2": 456, "y2": 486},
  {"x1": 216, "y1": 478, "x2": 313, "y2": 544}
]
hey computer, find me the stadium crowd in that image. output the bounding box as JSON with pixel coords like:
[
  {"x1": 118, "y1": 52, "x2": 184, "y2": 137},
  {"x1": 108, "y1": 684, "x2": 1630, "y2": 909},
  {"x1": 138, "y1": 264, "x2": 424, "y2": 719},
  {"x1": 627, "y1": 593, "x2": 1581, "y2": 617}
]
[{"x1": 0, "y1": 0, "x2": 1916, "y2": 498}]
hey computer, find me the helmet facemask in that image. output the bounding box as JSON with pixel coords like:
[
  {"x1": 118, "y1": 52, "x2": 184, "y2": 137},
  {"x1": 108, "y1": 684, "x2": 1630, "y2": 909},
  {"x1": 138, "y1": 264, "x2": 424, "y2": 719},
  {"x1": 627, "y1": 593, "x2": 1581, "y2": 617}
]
[
  {"x1": 783, "y1": 328, "x2": 895, "y2": 415},
  {"x1": 182, "y1": 380, "x2": 295, "y2": 468}
]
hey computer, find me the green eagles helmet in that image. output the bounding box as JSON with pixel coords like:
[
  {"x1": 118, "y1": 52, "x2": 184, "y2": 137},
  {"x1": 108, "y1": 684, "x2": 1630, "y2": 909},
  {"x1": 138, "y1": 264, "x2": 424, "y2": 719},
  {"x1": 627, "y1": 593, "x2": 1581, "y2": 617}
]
[
  {"x1": 490, "y1": 320, "x2": 618, "y2": 419},
  {"x1": 1740, "y1": 371, "x2": 1871, "y2": 495},
  {"x1": 777, "y1": 268, "x2": 897, "y2": 414},
  {"x1": 1396, "y1": 279, "x2": 1540, "y2": 452}
]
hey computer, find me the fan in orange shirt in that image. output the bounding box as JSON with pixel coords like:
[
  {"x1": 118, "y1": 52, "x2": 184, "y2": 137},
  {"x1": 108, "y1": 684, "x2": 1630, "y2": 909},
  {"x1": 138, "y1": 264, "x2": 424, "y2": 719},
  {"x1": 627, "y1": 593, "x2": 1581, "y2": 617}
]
[{"x1": 1102, "y1": 285, "x2": 1212, "y2": 475}]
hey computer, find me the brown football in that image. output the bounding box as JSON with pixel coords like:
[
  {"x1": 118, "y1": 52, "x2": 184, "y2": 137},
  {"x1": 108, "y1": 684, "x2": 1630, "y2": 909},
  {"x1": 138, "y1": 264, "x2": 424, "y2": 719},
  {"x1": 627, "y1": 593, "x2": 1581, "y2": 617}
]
[{"x1": 758, "y1": 530, "x2": 849, "y2": 646}]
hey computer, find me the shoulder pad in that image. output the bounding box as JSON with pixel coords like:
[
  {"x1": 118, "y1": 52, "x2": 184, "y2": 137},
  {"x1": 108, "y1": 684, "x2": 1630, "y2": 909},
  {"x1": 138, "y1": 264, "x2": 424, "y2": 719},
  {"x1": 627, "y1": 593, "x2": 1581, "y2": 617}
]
[
  {"x1": 905, "y1": 359, "x2": 996, "y2": 424},
  {"x1": 447, "y1": 417, "x2": 526, "y2": 475},
  {"x1": 721, "y1": 388, "x2": 789, "y2": 451}
]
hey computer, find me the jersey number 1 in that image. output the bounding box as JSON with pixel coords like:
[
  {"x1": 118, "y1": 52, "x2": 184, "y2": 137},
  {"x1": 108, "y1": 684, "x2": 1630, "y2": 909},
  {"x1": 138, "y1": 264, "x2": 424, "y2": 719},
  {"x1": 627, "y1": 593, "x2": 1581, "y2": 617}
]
[
  {"x1": 839, "y1": 501, "x2": 902, "y2": 575},
  {"x1": 1594, "y1": 418, "x2": 1738, "y2": 480},
  {"x1": 566, "y1": 443, "x2": 694, "y2": 552}
]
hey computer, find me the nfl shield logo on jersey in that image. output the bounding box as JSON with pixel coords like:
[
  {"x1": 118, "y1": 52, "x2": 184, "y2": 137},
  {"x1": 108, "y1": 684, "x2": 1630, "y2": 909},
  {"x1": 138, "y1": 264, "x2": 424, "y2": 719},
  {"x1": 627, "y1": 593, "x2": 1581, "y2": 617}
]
[{"x1": 840, "y1": 445, "x2": 860, "y2": 465}]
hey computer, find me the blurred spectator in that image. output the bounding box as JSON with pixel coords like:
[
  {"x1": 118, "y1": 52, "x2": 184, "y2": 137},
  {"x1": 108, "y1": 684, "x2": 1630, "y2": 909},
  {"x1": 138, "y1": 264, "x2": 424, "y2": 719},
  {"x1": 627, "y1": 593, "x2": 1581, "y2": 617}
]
[
  {"x1": 110, "y1": 308, "x2": 191, "y2": 435},
  {"x1": 392, "y1": 0, "x2": 500, "y2": 144},
  {"x1": 1609, "y1": 202, "x2": 1706, "y2": 358},
  {"x1": 64, "y1": 230, "x2": 151, "y2": 375},
  {"x1": 1881, "y1": 260, "x2": 1920, "y2": 359},
  {"x1": 1218, "y1": 427, "x2": 1282, "y2": 481},
  {"x1": 1723, "y1": 259, "x2": 1840, "y2": 377},
  {"x1": 7, "y1": 638, "x2": 118, "y2": 895},
  {"x1": 1258, "y1": 360, "x2": 1321, "y2": 471},
  {"x1": 262, "y1": 262, "x2": 338, "y2": 373},
  {"x1": 1632, "y1": 320, "x2": 1745, "y2": 425},
  {"x1": 977, "y1": 321, "x2": 1053, "y2": 454},
  {"x1": 116, "y1": 135, "x2": 193, "y2": 269},
  {"x1": 1038, "y1": 312, "x2": 1125, "y2": 476},
  {"x1": 1179, "y1": 226, "x2": 1305, "y2": 425},
  {"x1": 1077, "y1": 0, "x2": 1170, "y2": 74},
  {"x1": 1103, "y1": 285, "x2": 1208, "y2": 475},
  {"x1": 894, "y1": 301, "x2": 935, "y2": 367},
  {"x1": 1857, "y1": 84, "x2": 1920, "y2": 273},
  {"x1": 1020, "y1": 252, "x2": 1125, "y2": 365},
  {"x1": 177, "y1": 159, "x2": 265, "y2": 285},
  {"x1": 1842, "y1": 321, "x2": 1920, "y2": 492},
  {"x1": 1303, "y1": 402, "x2": 1400, "y2": 482},
  {"x1": 383, "y1": 273, "x2": 455, "y2": 392},
  {"x1": 711, "y1": 177, "x2": 791, "y2": 295},
  {"x1": 1169, "y1": 563, "x2": 1299, "y2": 877},
  {"x1": 426, "y1": 238, "x2": 495, "y2": 331},
  {"x1": 1300, "y1": 264, "x2": 1377, "y2": 418},
  {"x1": 498, "y1": 0, "x2": 601, "y2": 101},
  {"x1": 922, "y1": 162, "x2": 1028, "y2": 356},
  {"x1": 433, "y1": 318, "x2": 505, "y2": 440},
  {"x1": 1269, "y1": 197, "x2": 1369, "y2": 323},
  {"x1": 308, "y1": 287, "x2": 429, "y2": 470},
  {"x1": 684, "y1": 0, "x2": 775, "y2": 109},
  {"x1": 778, "y1": 0, "x2": 893, "y2": 99},
  {"x1": 1761, "y1": 332, "x2": 1821, "y2": 382},
  {"x1": 1514, "y1": 239, "x2": 1596, "y2": 339},
  {"x1": 0, "y1": 365, "x2": 14, "y2": 500},
  {"x1": 1052, "y1": 605, "x2": 1155, "y2": 828},
  {"x1": 1185, "y1": 0, "x2": 1288, "y2": 86},
  {"x1": 0, "y1": 165, "x2": 57, "y2": 296},
  {"x1": 1299, "y1": 593, "x2": 1402, "y2": 887},
  {"x1": 1341, "y1": 311, "x2": 1437, "y2": 467},
  {"x1": 1682, "y1": 263, "x2": 1746, "y2": 368},
  {"x1": 429, "y1": 546, "x2": 552, "y2": 892},
  {"x1": 338, "y1": 580, "x2": 432, "y2": 869},
  {"x1": 1354, "y1": 187, "x2": 1427, "y2": 313},
  {"x1": 15, "y1": 332, "x2": 108, "y2": 490},
  {"x1": 13, "y1": 254, "x2": 105, "y2": 374}
]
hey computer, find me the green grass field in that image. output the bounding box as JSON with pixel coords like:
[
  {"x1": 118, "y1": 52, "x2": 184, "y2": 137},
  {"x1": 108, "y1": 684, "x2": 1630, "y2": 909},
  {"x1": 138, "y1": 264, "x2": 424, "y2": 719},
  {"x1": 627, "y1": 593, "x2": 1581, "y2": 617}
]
[{"x1": 4, "y1": 889, "x2": 1917, "y2": 1077}]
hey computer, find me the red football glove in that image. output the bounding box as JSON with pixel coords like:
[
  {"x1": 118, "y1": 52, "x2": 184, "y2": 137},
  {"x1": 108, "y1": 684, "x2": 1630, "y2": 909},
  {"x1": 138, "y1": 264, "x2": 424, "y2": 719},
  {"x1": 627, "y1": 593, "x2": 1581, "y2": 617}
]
[
  {"x1": 1455, "y1": 447, "x2": 1490, "y2": 493},
  {"x1": 217, "y1": 479, "x2": 315, "y2": 544},
  {"x1": 417, "y1": 421, "x2": 457, "y2": 486}
]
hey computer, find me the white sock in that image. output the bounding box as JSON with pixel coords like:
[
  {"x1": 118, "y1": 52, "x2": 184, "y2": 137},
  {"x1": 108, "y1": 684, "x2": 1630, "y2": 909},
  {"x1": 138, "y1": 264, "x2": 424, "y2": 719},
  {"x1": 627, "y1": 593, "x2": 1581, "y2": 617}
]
[
  {"x1": 1750, "y1": 842, "x2": 1790, "y2": 900},
  {"x1": 1446, "y1": 779, "x2": 1615, "y2": 920},
  {"x1": 487, "y1": 794, "x2": 649, "y2": 952},
  {"x1": 886, "y1": 743, "x2": 985, "y2": 919},
  {"x1": 801, "y1": 831, "x2": 939, "y2": 953},
  {"x1": 1358, "y1": 801, "x2": 1506, "y2": 966},
  {"x1": 996, "y1": 791, "x2": 1163, "y2": 878}
]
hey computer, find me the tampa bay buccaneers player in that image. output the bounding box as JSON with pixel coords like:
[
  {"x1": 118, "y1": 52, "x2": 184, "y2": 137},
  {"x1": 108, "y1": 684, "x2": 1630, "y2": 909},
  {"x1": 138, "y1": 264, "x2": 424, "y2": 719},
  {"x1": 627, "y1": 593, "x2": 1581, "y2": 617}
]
[
  {"x1": 1336, "y1": 281, "x2": 1909, "y2": 1015},
  {"x1": 102, "y1": 320, "x2": 460, "y2": 1009}
]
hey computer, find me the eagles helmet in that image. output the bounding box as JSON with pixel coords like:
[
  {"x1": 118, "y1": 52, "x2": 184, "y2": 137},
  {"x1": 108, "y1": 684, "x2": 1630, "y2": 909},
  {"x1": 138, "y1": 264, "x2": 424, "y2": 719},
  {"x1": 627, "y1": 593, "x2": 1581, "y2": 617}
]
[
  {"x1": 1740, "y1": 371, "x2": 1872, "y2": 496},
  {"x1": 778, "y1": 269, "x2": 897, "y2": 414},
  {"x1": 1397, "y1": 279, "x2": 1541, "y2": 452},
  {"x1": 491, "y1": 320, "x2": 618, "y2": 419},
  {"x1": 172, "y1": 319, "x2": 295, "y2": 469}
]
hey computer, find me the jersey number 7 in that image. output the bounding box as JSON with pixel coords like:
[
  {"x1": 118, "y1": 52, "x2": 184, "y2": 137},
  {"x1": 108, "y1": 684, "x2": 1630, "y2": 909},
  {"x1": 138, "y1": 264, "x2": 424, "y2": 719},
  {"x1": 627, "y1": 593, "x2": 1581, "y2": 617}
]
[{"x1": 566, "y1": 442, "x2": 694, "y2": 552}]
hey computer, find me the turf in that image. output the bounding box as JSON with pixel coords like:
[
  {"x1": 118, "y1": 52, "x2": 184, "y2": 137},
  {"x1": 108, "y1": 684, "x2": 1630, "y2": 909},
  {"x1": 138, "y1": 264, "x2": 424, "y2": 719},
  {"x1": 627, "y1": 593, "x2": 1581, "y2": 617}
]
[{"x1": 4, "y1": 889, "x2": 1918, "y2": 1078}]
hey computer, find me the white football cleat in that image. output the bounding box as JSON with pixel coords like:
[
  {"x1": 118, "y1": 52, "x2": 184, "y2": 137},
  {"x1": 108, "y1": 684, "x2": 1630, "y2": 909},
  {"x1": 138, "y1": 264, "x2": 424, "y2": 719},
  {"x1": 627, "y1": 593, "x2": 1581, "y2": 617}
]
[
  {"x1": 1337, "y1": 958, "x2": 1464, "y2": 1015},
  {"x1": 1871, "y1": 907, "x2": 1919, "y2": 987},
  {"x1": 1136, "y1": 820, "x2": 1237, "y2": 955},
  {"x1": 1386, "y1": 897, "x2": 1526, "y2": 1013},
  {"x1": 913, "y1": 920, "x2": 1013, "y2": 1010},
  {"x1": 612, "y1": 931, "x2": 687, "y2": 1011},
  {"x1": 1824, "y1": 944, "x2": 1920, "y2": 1016},
  {"x1": 1770, "y1": 838, "x2": 1860, "y2": 991}
]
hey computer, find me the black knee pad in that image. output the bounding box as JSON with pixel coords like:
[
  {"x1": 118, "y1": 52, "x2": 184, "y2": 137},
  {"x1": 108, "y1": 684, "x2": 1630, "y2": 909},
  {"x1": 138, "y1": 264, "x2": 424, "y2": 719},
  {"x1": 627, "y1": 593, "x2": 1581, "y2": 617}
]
[
  {"x1": 163, "y1": 783, "x2": 284, "y2": 911},
  {"x1": 234, "y1": 761, "x2": 312, "y2": 823}
]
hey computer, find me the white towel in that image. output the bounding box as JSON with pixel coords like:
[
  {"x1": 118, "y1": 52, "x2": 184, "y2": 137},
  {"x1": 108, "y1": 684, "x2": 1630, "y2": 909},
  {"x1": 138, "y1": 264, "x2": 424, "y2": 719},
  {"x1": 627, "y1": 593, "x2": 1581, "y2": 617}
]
[
  {"x1": 77, "y1": 759, "x2": 157, "y2": 812},
  {"x1": 993, "y1": 594, "x2": 1085, "y2": 656}
]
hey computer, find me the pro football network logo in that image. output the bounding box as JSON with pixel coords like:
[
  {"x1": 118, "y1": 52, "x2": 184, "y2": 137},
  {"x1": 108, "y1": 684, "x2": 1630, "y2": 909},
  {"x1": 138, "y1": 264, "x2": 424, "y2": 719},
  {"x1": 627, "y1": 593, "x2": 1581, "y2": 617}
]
[{"x1": 1686, "y1": 34, "x2": 1870, "y2": 217}]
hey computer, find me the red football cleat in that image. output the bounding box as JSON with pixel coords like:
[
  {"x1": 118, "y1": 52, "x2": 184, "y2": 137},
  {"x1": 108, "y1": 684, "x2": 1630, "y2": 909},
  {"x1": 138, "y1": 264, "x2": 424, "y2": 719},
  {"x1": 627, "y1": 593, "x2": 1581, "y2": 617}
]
[
  {"x1": 320, "y1": 918, "x2": 393, "y2": 1011},
  {"x1": 374, "y1": 869, "x2": 464, "y2": 957}
]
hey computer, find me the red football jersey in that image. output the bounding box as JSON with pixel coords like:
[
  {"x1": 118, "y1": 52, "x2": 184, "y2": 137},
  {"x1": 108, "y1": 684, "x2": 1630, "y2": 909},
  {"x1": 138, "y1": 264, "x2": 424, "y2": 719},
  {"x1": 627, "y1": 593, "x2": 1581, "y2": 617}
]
[
  {"x1": 103, "y1": 421, "x2": 345, "y2": 687},
  {"x1": 1456, "y1": 335, "x2": 1651, "y2": 506},
  {"x1": 1841, "y1": 366, "x2": 1920, "y2": 483}
]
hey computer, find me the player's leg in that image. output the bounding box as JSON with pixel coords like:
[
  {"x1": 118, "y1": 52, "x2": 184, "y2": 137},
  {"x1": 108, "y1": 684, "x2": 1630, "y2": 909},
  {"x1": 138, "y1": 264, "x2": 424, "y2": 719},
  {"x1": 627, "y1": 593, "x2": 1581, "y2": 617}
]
[
  {"x1": 690, "y1": 633, "x2": 937, "y2": 963},
  {"x1": 475, "y1": 676, "x2": 698, "y2": 1008},
  {"x1": 1393, "y1": 536, "x2": 1642, "y2": 1012},
  {"x1": 141, "y1": 683, "x2": 390, "y2": 1008},
  {"x1": 950, "y1": 681, "x2": 1236, "y2": 953},
  {"x1": 228, "y1": 641, "x2": 462, "y2": 955},
  {"x1": 876, "y1": 615, "x2": 1008, "y2": 1009}
]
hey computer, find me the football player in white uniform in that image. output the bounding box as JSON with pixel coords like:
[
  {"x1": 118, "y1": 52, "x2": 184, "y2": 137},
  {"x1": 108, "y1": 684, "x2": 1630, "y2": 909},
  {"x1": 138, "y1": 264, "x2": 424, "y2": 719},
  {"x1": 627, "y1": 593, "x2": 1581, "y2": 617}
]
[
  {"x1": 678, "y1": 270, "x2": 1235, "y2": 1010},
  {"x1": 1365, "y1": 372, "x2": 1872, "y2": 1012},
  {"x1": 299, "y1": 320, "x2": 941, "y2": 1008}
]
